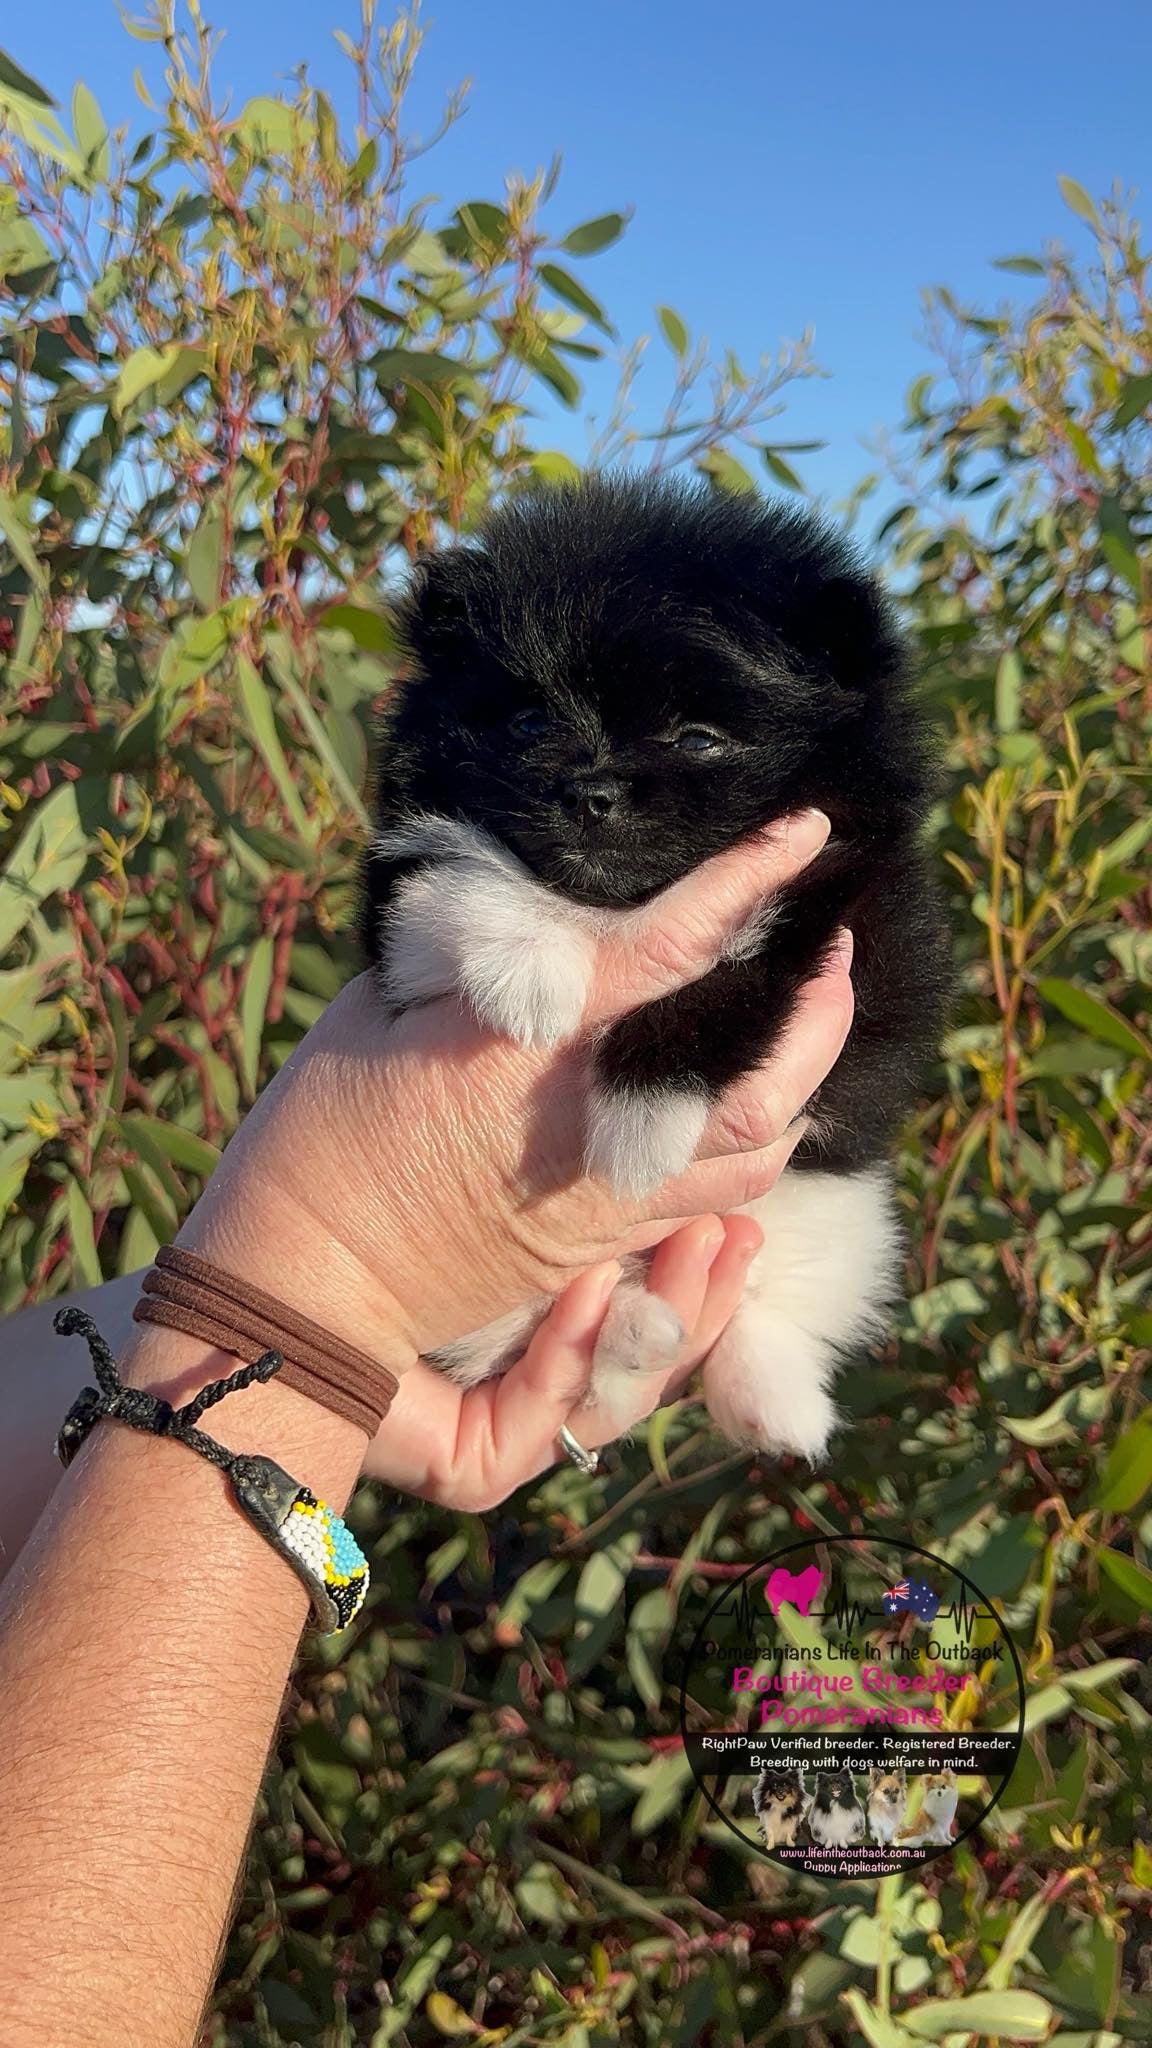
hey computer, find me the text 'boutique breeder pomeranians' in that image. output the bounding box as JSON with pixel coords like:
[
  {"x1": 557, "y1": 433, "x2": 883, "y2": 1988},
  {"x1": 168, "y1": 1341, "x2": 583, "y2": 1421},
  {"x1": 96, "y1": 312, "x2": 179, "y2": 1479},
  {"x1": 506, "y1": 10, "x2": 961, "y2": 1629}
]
[{"x1": 360, "y1": 475, "x2": 949, "y2": 1455}]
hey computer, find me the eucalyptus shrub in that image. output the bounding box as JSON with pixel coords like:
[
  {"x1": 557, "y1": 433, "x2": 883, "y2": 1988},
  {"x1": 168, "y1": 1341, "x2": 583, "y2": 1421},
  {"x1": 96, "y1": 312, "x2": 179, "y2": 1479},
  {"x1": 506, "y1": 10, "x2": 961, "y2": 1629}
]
[{"x1": 2, "y1": 11, "x2": 1150, "y2": 2045}]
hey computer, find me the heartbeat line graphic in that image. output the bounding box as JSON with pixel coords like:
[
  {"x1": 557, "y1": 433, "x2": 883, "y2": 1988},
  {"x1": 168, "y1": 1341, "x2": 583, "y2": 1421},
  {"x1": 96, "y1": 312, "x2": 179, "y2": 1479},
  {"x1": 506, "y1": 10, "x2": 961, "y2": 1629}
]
[
  {"x1": 813, "y1": 1588, "x2": 993, "y2": 1640},
  {"x1": 712, "y1": 1581, "x2": 993, "y2": 1642}
]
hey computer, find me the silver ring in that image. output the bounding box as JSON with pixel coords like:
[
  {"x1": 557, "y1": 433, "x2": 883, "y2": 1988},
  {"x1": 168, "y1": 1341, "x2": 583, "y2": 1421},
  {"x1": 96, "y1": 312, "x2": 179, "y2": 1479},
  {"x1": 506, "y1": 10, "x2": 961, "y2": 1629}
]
[{"x1": 557, "y1": 1424, "x2": 600, "y2": 1474}]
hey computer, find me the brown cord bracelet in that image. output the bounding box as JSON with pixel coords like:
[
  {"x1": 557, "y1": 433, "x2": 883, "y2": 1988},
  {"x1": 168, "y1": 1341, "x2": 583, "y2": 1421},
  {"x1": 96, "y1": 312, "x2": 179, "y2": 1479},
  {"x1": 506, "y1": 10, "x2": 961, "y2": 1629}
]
[{"x1": 133, "y1": 1245, "x2": 400, "y2": 1437}]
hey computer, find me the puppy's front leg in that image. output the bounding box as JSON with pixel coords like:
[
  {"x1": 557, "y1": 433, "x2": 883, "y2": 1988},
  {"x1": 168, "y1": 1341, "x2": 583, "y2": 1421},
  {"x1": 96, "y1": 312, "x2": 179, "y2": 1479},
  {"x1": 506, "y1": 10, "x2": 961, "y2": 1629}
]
[{"x1": 365, "y1": 823, "x2": 596, "y2": 1048}]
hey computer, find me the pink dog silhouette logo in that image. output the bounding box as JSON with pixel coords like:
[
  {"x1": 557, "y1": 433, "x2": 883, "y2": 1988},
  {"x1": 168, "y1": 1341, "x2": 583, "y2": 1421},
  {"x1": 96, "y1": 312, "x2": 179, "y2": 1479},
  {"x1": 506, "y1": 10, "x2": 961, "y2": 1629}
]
[{"x1": 764, "y1": 1563, "x2": 824, "y2": 1620}]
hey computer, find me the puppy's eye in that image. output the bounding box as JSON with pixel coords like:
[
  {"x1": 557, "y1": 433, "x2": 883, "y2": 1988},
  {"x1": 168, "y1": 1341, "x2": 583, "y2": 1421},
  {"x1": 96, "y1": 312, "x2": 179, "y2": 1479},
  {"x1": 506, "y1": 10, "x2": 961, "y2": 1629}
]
[
  {"x1": 509, "y1": 707, "x2": 549, "y2": 739},
  {"x1": 669, "y1": 726, "x2": 729, "y2": 756}
]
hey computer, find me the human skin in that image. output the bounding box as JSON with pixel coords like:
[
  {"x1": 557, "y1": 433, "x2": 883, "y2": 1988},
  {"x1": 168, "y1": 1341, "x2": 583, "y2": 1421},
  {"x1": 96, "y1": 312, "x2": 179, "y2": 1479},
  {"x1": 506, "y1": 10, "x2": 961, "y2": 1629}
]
[{"x1": 0, "y1": 811, "x2": 853, "y2": 2045}]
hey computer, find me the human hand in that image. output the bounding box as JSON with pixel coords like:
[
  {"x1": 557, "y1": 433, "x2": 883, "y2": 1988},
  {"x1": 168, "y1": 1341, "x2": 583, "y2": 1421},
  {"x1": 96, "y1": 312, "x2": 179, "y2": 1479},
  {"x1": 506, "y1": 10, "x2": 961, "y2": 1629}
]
[
  {"x1": 367, "y1": 1209, "x2": 764, "y2": 1509},
  {"x1": 126, "y1": 810, "x2": 853, "y2": 1501}
]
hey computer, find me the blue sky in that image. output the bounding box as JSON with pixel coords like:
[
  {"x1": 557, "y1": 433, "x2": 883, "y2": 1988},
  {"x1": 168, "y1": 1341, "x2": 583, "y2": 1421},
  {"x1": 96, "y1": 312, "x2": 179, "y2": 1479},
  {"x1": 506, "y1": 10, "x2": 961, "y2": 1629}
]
[{"x1": 8, "y1": 2, "x2": 1152, "y2": 528}]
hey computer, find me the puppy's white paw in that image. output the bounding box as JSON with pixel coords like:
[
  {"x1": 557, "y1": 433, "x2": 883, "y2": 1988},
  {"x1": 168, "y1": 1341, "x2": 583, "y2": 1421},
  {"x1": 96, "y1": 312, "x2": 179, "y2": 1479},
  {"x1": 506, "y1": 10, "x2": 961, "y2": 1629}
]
[
  {"x1": 584, "y1": 1085, "x2": 710, "y2": 1197},
  {"x1": 588, "y1": 1282, "x2": 685, "y2": 1432},
  {"x1": 702, "y1": 1308, "x2": 838, "y2": 1459},
  {"x1": 462, "y1": 927, "x2": 595, "y2": 1048}
]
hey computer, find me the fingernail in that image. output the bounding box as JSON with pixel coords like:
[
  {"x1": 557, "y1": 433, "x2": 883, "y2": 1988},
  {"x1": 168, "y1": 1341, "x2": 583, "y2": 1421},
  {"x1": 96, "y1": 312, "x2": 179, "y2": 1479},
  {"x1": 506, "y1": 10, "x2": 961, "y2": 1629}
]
[
  {"x1": 587, "y1": 1259, "x2": 623, "y2": 1316},
  {"x1": 700, "y1": 1222, "x2": 725, "y2": 1266},
  {"x1": 784, "y1": 809, "x2": 831, "y2": 863},
  {"x1": 834, "y1": 926, "x2": 854, "y2": 969}
]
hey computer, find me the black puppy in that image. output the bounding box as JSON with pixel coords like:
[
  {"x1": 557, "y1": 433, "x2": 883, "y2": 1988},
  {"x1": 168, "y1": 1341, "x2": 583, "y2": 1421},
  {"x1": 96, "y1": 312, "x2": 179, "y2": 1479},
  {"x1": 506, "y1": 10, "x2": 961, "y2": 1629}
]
[
  {"x1": 806, "y1": 1766, "x2": 866, "y2": 1848},
  {"x1": 360, "y1": 474, "x2": 948, "y2": 1453}
]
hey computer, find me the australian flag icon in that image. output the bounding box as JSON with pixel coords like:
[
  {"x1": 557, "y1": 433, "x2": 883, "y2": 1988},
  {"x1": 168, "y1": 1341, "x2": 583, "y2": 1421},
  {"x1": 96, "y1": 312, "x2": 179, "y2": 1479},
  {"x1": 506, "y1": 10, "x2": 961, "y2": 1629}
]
[{"x1": 881, "y1": 1577, "x2": 940, "y2": 1624}]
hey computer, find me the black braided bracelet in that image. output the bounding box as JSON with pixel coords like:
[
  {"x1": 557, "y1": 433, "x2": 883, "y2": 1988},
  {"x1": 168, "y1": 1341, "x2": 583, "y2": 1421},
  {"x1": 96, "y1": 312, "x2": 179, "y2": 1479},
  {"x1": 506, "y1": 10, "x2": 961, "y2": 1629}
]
[{"x1": 54, "y1": 1309, "x2": 369, "y2": 1634}]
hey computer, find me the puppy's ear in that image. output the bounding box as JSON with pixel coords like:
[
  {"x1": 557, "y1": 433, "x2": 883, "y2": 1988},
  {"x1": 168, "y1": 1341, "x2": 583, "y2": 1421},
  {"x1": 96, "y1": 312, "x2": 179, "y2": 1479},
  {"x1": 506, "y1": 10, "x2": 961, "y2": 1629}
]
[
  {"x1": 782, "y1": 571, "x2": 904, "y2": 694},
  {"x1": 394, "y1": 545, "x2": 490, "y2": 664}
]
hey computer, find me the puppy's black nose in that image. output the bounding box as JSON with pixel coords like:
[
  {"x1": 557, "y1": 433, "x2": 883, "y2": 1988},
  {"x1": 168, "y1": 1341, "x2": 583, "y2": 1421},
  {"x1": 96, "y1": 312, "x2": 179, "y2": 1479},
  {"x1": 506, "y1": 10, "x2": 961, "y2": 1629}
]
[{"x1": 558, "y1": 774, "x2": 623, "y2": 821}]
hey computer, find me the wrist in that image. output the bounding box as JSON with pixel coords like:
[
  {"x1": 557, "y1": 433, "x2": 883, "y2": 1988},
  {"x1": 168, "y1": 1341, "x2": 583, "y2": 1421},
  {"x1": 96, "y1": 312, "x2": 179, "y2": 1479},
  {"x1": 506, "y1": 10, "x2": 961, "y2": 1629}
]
[
  {"x1": 171, "y1": 1172, "x2": 420, "y2": 1381},
  {"x1": 119, "y1": 1321, "x2": 368, "y2": 1511}
]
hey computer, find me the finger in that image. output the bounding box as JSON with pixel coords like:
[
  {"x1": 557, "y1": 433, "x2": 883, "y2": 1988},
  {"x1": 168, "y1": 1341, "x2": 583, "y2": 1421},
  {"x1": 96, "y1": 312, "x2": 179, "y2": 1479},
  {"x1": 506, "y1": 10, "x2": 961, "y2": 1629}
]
[
  {"x1": 588, "y1": 809, "x2": 830, "y2": 1023},
  {"x1": 670, "y1": 1214, "x2": 763, "y2": 1381},
  {"x1": 695, "y1": 932, "x2": 855, "y2": 1161},
  {"x1": 609, "y1": 941, "x2": 855, "y2": 1233},
  {"x1": 360, "y1": 1259, "x2": 622, "y2": 1505}
]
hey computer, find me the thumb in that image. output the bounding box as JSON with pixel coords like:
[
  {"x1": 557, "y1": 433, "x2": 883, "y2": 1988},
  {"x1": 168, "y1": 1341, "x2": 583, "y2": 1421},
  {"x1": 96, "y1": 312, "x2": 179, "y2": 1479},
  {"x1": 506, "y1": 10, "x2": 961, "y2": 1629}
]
[{"x1": 589, "y1": 807, "x2": 830, "y2": 1023}]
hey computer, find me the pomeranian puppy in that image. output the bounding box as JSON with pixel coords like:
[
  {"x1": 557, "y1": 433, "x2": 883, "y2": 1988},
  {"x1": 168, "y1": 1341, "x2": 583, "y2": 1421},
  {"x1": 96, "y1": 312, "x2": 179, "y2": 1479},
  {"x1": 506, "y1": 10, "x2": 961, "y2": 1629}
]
[
  {"x1": 899, "y1": 1767, "x2": 959, "y2": 1847},
  {"x1": 866, "y1": 1766, "x2": 909, "y2": 1845},
  {"x1": 360, "y1": 474, "x2": 948, "y2": 1453},
  {"x1": 806, "y1": 1767, "x2": 866, "y2": 1847},
  {"x1": 752, "y1": 1767, "x2": 809, "y2": 1850}
]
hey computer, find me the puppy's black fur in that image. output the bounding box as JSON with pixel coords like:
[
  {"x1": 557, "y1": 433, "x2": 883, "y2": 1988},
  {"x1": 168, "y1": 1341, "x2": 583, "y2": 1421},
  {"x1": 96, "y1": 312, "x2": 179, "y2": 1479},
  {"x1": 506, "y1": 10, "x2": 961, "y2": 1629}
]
[{"x1": 360, "y1": 473, "x2": 947, "y2": 1178}]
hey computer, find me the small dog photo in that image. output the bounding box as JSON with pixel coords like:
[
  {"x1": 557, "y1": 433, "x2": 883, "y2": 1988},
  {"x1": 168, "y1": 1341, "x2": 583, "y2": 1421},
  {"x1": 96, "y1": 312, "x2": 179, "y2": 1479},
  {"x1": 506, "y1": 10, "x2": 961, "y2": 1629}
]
[
  {"x1": 751, "y1": 1766, "x2": 809, "y2": 1850},
  {"x1": 806, "y1": 1766, "x2": 866, "y2": 1847},
  {"x1": 898, "y1": 1766, "x2": 959, "y2": 1847},
  {"x1": 866, "y1": 1765, "x2": 909, "y2": 1845}
]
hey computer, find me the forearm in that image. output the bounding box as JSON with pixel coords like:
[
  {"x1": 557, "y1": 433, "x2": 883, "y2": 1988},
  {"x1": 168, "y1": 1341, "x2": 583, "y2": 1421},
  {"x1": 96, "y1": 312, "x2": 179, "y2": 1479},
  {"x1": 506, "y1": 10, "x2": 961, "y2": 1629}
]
[{"x1": 0, "y1": 1322, "x2": 368, "y2": 2048}]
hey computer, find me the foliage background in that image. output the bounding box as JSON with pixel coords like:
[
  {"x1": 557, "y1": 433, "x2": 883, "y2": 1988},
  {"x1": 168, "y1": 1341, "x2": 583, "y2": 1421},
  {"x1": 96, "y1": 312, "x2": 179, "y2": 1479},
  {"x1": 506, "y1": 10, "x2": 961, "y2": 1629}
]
[{"x1": 1, "y1": 7, "x2": 1150, "y2": 2043}]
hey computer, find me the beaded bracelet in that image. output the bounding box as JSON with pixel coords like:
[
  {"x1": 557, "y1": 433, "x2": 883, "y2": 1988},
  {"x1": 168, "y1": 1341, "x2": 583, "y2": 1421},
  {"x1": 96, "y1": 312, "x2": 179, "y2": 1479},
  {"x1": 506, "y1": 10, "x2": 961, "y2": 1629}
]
[{"x1": 53, "y1": 1308, "x2": 369, "y2": 1635}]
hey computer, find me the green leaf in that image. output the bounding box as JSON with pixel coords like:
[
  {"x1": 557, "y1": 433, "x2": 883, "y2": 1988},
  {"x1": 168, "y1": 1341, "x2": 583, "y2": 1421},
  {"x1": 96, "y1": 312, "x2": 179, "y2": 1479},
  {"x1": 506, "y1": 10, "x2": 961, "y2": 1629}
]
[
  {"x1": 1096, "y1": 1546, "x2": 1152, "y2": 1608},
  {"x1": 903, "y1": 1989, "x2": 1054, "y2": 2039},
  {"x1": 65, "y1": 1178, "x2": 102, "y2": 1286},
  {"x1": 237, "y1": 96, "x2": 299, "y2": 155},
  {"x1": 531, "y1": 345, "x2": 580, "y2": 408},
  {"x1": 1112, "y1": 372, "x2": 1152, "y2": 431},
  {"x1": 0, "y1": 215, "x2": 52, "y2": 281},
  {"x1": 763, "y1": 447, "x2": 805, "y2": 492},
  {"x1": 561, "y1": 211, "x2": 627, "y2": 257},
  {"x1": 401, "y1": 228, "x2": 455, "y2": 276},
  {"x1": 625, "y1": 1586, "x2": 676, "y2": 1710},
  {"x1": 1096, "y1": 815, "x2": 1152, "y2": 870},
  {"x1": 575, "y1": 1533, "x2": 641, "y2": 1623},
  {"x1": 839, "y1": 1991, "x2": 918, "y2": 2048},
  {"x1": 1058, "y1": 176, "x2": 1100, "y2": 227},
  {"x1": 0, "y1": 491, "x2": 47, "y2": 590},
  {"x1": 539, "y1": 262, "x2": 614, "y2": 335},
  {"x1": 993, "y1": 254, "x2": 1046, "y2": 275},
  {"x1": 698, "y1": 448, "x2": 758, "y2": 496},
  {"x1": 293, "y1": 1721, "x2": 360, "y2": 1813},
  {"x1": 118, "y1": 1207, "x2": 160, "y2": 1277},
  {"x1": 1066, "y1": 420, "x2": 1102, "y2": 476},
  {"x1": 530, "y1": 450, "x2": 582, "y2": 486},
  {"x1": 115, "y1": 343, "x2": 204, "y2": 416},
  {"x1": 185, "y1": 499, "x2": 224, "y2": 613},
  {"x1": 995, "y1": 649, "x2": 1023, "y2": 734},
  {"x1": 372, "y1": 347, "x2": 472, "y2": 391},
  {"x1": 121, "y1": 1162, "x2": 178, "y2": 1245},
  {"x1": 1095, "y1": 1409, "x2": 1152, "y2": 1513},
  {"x1": 118, "y1": 1115, "x2": 220, "y2": 1180},
  {"x1": 1036, "y1": 977, "x2": 1152, "y2": 1064},
  {"x1": 316, "y1": 603, "x2": 394, "y2": 655},
  {"x1": 158, "y1": 610, "x2": 233, "y2": 691},
  {"x1": 234, "y1": 654, "x2": 312, "y2": 837},
  {"x1": 657, "y1": 304, "x2": 689, "y2": 355},
  {"x1": 0, "y1": 781, "x2": 88, "y2": 952},
  {"x1": 0, "y1": 46, "x2": 56, "y2": 107},
  {"x1": 239, "y1": 934, "x2": 275, "y2": 1099},
  {"x1": 631, "y1": 1748, "x2": 693, "y2": 1835},
  {"x1": 1098, "y1": 495, "x2": 1142, "y2": 593},
  {"x1": 456, "y1": 199, "x2": 509, "y2": 249},
  {"x1": 267, "y1": 655, "x2": 371, "y2": 827},
  {"x1": 72, "y1": 81, "x2": 109, "y2": 181}
]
